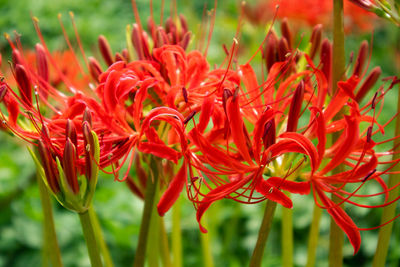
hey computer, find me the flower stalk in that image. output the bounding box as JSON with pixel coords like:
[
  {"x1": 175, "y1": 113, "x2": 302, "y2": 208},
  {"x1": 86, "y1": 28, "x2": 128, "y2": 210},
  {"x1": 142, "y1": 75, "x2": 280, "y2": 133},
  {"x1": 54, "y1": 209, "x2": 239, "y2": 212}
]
[
  {"x1": 172, "y1": 196, "x2": 182, "y2": 267},
  {"x1": 37, "y1": 172, "x2": 63, "y2": 267},
  {"x1": 79, "y1": 209, "x2": 104, "y2": 267},
  {"x1": 249, "y1": 200, "x2": 278, "y2": 267},
  {"x1": 282, "y1": 195, "x2": 293, "y2": 267},
  {"x1": 88, "y1": 207, "x2": 114, "y2": 267},
  {"x1": 133, "y1": 157, "x2": 160, "y2": 267},
  {"x1": 329, "y1": 1, "x2": 346, "y2": 266},
  {"x1": 306, "y1": 205, "x2": 322, "y2": 267}
]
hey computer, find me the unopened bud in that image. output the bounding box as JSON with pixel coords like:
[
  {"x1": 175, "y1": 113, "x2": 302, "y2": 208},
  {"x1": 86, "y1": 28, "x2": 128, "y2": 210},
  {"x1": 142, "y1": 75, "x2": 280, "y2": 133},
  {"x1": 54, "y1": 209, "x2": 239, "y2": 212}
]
[
  {"x1": 66, "y1": 119, "x2": 78, "y2": 148},
  {"x1": 35, "y1": 44, "x2": 49, "y2": 82},
  {"x1": 355, "y1": 66, "x2": 381, "y2": 102},
  {"x1": 353, "y1": 41, "x2": 369, "y2": 77},
  {"x1": 280, "y1": 18, "x2": 292, "y2": 49},
  {"x1": 262, "y1": 119, "x2": 276, "y2": 148},
  {"x1": 63, "y1": 138, "x2": 79, "y2": 194},
  {"x1": 98, "y1": 35, "x2": 114, "y2": 66},
  {"x1": 287, "y1": 80, "x2": 305, "y2": 132},
  {"x1": 15, "y1": 64, "x2": 32, "y2": 106},
  {"x1": 310, "y1": 24, "x2": 322, "y2": 60},
  {"x1": 320, "y1": 39, "x2": 332, "y2": 93},
  {"x1": 278, "y1": 37, "x2": 290, "y2": 62},
  {"x1": 264, "y1": 32, "x2": 278, "y2": 72},
  {"x1": 88, "y1": 57, "x2": 103, "y2": 83}
]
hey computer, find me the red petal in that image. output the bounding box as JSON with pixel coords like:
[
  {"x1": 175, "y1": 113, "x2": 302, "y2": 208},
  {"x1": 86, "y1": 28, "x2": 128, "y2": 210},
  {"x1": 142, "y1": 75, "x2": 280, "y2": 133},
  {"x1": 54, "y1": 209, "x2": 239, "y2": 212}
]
[
  {"x1": 158, "y1": 163, "x2": 187, "y2": 216},
  {"x1": 255, "y1": 179, "x2": 293, "y2": 208},
  {"x1": 267, "y1": 177, "x2": 310, "y2": 195}
]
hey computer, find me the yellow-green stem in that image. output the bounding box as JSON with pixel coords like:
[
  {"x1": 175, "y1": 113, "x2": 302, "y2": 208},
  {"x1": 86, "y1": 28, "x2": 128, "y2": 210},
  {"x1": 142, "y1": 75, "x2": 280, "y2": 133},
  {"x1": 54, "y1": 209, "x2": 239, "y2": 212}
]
[
  {"x1": 329, "y1": 1, "x2": 346, "y2": 266},
  {"x1": 79, "y1": 209, "x2": 104, "y2": 267},
  {"x1": 88, "y1": 206, "x2": 114, "y2": 267},
  {"x1": 147, "y1": 186, "x2": 160, "y2": 267},
  {"x1": 372, "y1": 82, "x2": 400, "y2": 266},
  {"x1": 159, "y1": 217, "x2": 172, "y2": 267},
  {"x1": 37, "y1": 174, "x2": 63, "y2": 267},
  {"x1": 133, "y1": 157, "x2": 160, "y2": 267},
  {"x1": 200, "y1": 213, "x2": 214, "y2": 267},
  {"x1": 172, "y1": 196, "x2": 182, "y2": 267},
  {"x1": 332, "y1": 0, "x2": 345, "y2": 95},
  {"x1": 306, "y1": 205, "x2": 322, "y2": 267},
  {"x1": 282, "y1": 194, "x2": 293, "y2": 267},
  {"x1": 249, "y1": 200, "x2": 278, "y2": 267}
]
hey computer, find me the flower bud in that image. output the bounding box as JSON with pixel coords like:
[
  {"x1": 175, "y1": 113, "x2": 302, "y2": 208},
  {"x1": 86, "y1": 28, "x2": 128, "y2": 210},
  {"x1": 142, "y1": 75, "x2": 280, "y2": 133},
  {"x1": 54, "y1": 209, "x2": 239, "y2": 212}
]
[
  {"x1": 15, "y1": 64, "x2": 32, "y2": 106},
  {"x1": 354, "y1": 66, "x2": 381, "y2": 102},
  {"x1": 310, "y1": 24, "x2": 322, "y2": 60},
  {"x1": 353, "y1": 41, "x2": 369, "y2": 77},
  {"x1": 98, "y1": 35, "x2": 114, "y2": 66},
  {"x1": 287, "y1": 80, "x2": 305, "y2": 132}
]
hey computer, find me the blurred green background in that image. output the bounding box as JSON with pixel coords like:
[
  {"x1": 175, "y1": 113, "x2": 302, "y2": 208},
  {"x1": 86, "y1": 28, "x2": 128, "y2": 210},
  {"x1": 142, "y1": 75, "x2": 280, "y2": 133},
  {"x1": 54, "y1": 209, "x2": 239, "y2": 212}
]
[{"x1": 0, "y1": 0, "x2": 400, "y2": 266}]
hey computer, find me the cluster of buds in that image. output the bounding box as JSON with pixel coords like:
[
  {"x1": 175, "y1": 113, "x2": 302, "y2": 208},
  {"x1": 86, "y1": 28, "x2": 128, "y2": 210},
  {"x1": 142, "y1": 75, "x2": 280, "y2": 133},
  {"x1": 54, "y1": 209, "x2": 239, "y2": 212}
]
[
  {"x1": 30, "y1": 114, "x2": 100, "y2": 213},
  {"x1": 349, "y1": 0, "x2": 400, "y2": 25}
]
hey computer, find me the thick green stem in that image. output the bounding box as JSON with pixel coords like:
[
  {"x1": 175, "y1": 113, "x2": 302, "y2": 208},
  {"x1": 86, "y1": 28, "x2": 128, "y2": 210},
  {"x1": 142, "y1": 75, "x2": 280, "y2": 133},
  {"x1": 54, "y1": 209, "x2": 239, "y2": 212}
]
[
  {"x1": 159, "y1": 217, "x2": 172, "y2": 267},
  {"x1": 79, "y1": 209, "x2": 104, "y2": 267},
  {"x1": 372, "y1": 81, "x2": 400, "y2": 266},
  {"x1": 306, "y1": 205, "x2": 322, "y2": 267},
  {"x1": 200, "y1": 213, "x2": 214, "y2": 267},
  {"x1": 133, "y1": 158, "x2": 160, "y2": 267},
  {"x1": 88, "y1": 207, "x2": 114, "y2": 267},
  {"x1": 147, "y1": 175, "x2": 160, "y2": 267},
  {"x1": 172, "y1": 196, "x2": 182, "y2": 267},
  {"x1": 332, "y1": 0, "x2": 345, "y2": 95},
  {"x1": 329, "y1": 1, "x2": 346, "y2": 266},
  {"x1": 249, "y1": 200, "x2": 278, "y2": 267},
  {"x1": 37, "y1": 174, "x2": 63, "y2": 267},
  {"x1": 282, "y1": 194, "x2": 293, "y2": 267}
]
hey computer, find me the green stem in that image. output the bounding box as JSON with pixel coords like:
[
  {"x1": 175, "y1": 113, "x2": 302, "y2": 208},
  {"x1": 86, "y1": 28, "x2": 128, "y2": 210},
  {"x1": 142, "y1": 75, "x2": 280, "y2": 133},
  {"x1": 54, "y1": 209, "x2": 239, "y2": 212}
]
[
  {"x1": 159, "y1": 217, "x2": 172, "y2": 267},
  {"x1": 37, "y1": 174, "x2": 63, "y2": 267},
  {"x1": 306, "y1": 205, "x2": 322, "y2": 267},
  {"x1": 200, "y1": 213, "x2": 214, "y2": 267},
  {"x1": 133, "y1": 157, "x2": 160, "y2": 267},
  {"x1": 172, "y1": 196, "x2": 182, "y2": 267},
  {"x1": 332, "y1": 0, "x2": 345, "y2": 95},
  {"x1": 372, "y1": 78, "x2": 400, "y2": 266},
  {"x1": 329, "y1": 1, "x2": 346, "y2": 266},
  {"x1": 88, "y1": 207, "x2": 114, "y2": 267},
  {"x1": 282, "y1": 194, "x2": 293, "y2": 267},
  {"x1": 249, "y1": 200, "x2": 278, "y2": 267},
  {"x1": 147, "y1": 176, "x2": 160, "y2": 267},
  {"x1": 79, "y1": 209, "x2": 104, "y2": 267}
]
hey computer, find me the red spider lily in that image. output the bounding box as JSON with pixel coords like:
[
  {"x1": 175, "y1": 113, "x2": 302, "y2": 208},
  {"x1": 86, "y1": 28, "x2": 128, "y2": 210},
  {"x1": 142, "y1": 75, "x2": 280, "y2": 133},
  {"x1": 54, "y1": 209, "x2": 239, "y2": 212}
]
[
  {"x1": 171, "y1": 30, "x2": 400, "y2": 253},
  {"x1": 244, "y1": 0, "x2": 377, "y2": 31}
]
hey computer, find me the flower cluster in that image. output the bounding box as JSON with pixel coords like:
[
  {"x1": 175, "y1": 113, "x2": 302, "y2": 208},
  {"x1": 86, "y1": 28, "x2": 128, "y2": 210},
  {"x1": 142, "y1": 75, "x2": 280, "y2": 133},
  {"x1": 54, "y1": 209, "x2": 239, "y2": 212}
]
[{"x1": 0, "y1": 4, "x2": 399, "y2": 256}]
